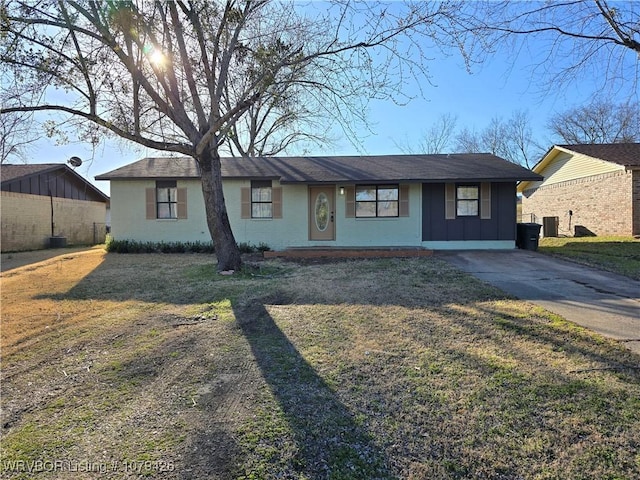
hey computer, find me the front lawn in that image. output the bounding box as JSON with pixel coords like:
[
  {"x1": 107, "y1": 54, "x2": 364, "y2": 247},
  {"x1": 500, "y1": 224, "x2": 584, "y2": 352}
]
[
  {"x1": 538, "y1": 236, "x2": 640, "y2": 280},
  {"x1": 1, "y1": 250, "x2": 639, "y2": 479}
]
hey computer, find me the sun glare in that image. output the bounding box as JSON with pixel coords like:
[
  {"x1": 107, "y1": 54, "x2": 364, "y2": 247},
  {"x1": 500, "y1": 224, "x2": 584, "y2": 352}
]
[{"x1": 149, "y1": 50, "x2": 166, "y2": 67}]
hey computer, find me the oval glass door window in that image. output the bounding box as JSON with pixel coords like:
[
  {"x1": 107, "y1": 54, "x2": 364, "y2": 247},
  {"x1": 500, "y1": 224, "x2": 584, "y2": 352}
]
[{"x1": 315, "y1": 193, "x2": 329, "y2": 231}]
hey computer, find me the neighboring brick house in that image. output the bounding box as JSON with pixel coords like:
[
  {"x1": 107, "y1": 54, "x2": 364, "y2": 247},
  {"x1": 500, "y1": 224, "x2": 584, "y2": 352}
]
[
  {"x1": 1, "y1": 163, "x2": 110, "y2": 251},
  {"x1": 518, "y1": 143, "x2": 640, "y2": 237}
]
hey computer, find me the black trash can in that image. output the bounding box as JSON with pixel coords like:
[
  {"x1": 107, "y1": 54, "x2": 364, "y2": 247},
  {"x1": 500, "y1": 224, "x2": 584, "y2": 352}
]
[{"x1": 516, "y1": 223, "x2": 542, "y2": 251}]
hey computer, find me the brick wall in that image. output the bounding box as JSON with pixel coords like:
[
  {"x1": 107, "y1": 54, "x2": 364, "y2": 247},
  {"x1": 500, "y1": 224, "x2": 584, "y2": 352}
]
[
  {"x1": 521, "y1": 170, "x2": 637, "y2": 237},
  {"x1": 633, "y1": 170, "x2": 640, "y2": 237},
  {"x1": 1, "y1": 191, "x2": 107, "y2": 251}
]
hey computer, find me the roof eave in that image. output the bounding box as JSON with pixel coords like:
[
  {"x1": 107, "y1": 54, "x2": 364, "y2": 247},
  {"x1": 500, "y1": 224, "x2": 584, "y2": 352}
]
[
  {"x1": 3, "y1": 164, "x2": 109, "y2": 202},
  {"x1": 95, "y1": 175, "x2": 201, "y2": 181},
  {"x1": 0, "y1": 164, "x2": 65, "y2": 186},
  {"x1": 281, "y1": 176, "x2": 542, "y2": 184}
]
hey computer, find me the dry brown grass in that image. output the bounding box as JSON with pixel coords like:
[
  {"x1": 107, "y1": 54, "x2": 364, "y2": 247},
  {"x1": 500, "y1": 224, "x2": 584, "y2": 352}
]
[{"x1": 1, "y1": 251, "x2": 639, "y2": 479}]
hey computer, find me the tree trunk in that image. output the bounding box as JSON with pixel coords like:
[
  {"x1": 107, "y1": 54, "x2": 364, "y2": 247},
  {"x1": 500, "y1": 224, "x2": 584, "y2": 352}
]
[{"x1": 198, "y1": 149, "x2": 242, "y2": 272}]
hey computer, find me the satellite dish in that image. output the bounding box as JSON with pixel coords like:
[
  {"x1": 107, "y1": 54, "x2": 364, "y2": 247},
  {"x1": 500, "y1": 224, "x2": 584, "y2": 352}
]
[{"x1": 68, "y1": 156, "x2": 83, "y2": 167}]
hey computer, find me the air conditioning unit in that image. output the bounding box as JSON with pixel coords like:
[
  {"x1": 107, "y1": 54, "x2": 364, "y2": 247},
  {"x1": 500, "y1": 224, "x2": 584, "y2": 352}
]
[{"x1": 542, "y1": 216, "x2": 558, "y2": 237}]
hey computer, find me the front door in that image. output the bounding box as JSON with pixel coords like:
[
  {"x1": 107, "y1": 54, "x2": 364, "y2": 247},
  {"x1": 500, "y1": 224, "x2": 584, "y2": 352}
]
[{"x1": 309, "y1": 186, "x2": 335, "y2": 241}]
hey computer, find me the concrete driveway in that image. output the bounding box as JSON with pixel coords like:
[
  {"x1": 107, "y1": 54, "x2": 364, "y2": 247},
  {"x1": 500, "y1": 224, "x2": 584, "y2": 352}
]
[{"x1": 437, "y1": 250, "x2": 640, "y2": 354}]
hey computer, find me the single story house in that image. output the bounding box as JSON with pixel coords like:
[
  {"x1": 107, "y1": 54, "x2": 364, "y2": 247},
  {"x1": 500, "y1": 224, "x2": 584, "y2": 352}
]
[
  {"x1": 518, "y1": 143, "x2": 640, "y2": 237},
  {"x1": 1, "y1": 163, "x2": 110, "y2": 251},
  {"x1": 95, "y1": 154, "x2": 542, "y2": 251}
]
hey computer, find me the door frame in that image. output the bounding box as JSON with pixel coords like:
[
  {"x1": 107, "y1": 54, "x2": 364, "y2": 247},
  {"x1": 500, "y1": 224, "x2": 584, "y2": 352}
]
[{"x1": 308, "y1": 185, "x2": 336, "y2": 241}]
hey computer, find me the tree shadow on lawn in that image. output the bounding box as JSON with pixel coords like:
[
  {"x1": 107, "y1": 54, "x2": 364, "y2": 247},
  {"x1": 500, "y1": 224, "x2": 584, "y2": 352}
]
[
  {"x1": 467, "y1": 302, "x2": 640, "y2": 382},
  {"x1": 28, "y1": 253, "x2": 640, "y2": 478},
  {"x1": 231, "y1": 295, "x2": 393, "y2": 478},
  {"x1": 30, "y1": 255, "x2": 392, "y2": 478}
]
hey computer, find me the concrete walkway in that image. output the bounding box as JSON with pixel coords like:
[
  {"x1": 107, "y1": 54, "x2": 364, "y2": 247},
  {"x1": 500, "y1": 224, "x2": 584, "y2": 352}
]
[
  {"x1": 438, "y1": 249, "x2": 640, "y2": 354},
  {"x1": 1, "y1": 246, "x2": 100, "y2": 273}
]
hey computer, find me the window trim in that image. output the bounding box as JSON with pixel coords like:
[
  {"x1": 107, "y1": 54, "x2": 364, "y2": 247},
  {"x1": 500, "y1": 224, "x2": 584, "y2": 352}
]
[
  {"x1": 240, "y1": 181, "x2": 282, "y2": 220},
  {"x1": 355, "y1": 184, "x2": 400, "y2": 218},
  {"x1": 445, "y1": 182, "x2": 491, "y2": 220},
  {"x1": 251, "y1": 180, "x2": 273, "y2": 219},
  {"x1": 456, "y1": 184, "x2": 479, "y2": 217},
  {"x1": 156, "y1": 180, "x2": 178, "y2": 219},
  {"x1": 145, "y1": 182, "x2": 187, "y2": 220}
]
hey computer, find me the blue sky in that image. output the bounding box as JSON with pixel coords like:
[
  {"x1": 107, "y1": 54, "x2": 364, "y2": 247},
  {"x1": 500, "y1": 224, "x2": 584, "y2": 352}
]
[{"x1": 16, "y1": 3, "x2": 640, "y2": 196}]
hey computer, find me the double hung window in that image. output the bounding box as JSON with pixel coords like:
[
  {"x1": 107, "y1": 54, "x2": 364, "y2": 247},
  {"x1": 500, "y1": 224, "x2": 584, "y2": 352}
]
[
  {"x1": 146, "y1": 181, "x2": 187, "y2": 220},
  {"x1": 156, "y1": 180, "x2": 178, "y2": 219},
  {"x1": 445, "y1": 183, "x2": 491, "y2": 220},
  {"x1": 251, "y1": 180, "x2": 273, "y2": 218},
  {"x1": 456, "y1": 185, "x2": 479, "y2": 217}
]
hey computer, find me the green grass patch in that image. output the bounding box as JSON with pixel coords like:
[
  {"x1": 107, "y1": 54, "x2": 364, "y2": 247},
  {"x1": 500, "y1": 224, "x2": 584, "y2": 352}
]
[{"x1": 539, "y1": 236, "x2": 640, "y2": 279}]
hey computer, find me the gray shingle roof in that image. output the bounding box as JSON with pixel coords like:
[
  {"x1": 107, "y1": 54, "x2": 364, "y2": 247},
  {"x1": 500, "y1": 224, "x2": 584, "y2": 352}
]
[
  {"x1": 96, "y1": 154, "x2": 542, "y2": 183},
  {"x1": 2, "y1": 163, "x2": 109, "y2": 201},
  {"x1": 559, "y1": 143, "x2": 640, "y2": 167},
  {"x1": 1, "y1": 163, "x2": 63, "y2": 183}
]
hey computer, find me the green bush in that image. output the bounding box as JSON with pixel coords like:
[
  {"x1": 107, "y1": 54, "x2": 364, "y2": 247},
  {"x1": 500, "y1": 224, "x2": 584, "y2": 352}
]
[
  {"x1": 104, "y1": 238, "x2": 271, "y2": 254},
  {"x1": 105, "y1": 238, "x2": 215, "y2": 254},
  {"x1": 256, "y1": 242, "x2": 271, "y2": 252},
  {"x1": 238, "y1": 242, "x2": 272, "y2": 253}
]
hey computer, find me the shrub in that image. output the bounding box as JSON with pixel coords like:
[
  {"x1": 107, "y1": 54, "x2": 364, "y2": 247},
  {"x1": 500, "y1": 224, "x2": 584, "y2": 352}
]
[
  {"x1": 238, "y1": 242, "x2": 272, "y2": 253},
  {"x1": 105, "y1": 239, "x2": 215, "y2": 254},
  {"x1": 105, "y1": 239, "x2": 271, "y2": 254},
  {"x1": 257, "y1": 242, "x2": 271, "y2": 252},
  {"x1": 237, "y1": 242, "x2": 255, "y2": 254}
]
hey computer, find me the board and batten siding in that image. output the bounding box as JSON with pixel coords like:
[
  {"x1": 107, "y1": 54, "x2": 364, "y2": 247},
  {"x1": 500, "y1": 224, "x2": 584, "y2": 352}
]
[
  {"x1": 422, "y1": 182, "x2": 517, "y2": 243},
  {"x1": 525, "y1": 150, "x2": 624, "y2": 190}
]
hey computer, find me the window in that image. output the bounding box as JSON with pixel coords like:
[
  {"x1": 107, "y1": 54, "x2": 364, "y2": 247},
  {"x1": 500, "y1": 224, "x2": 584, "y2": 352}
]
[
  {"x1": 156, "y1": 180, "x2": 178, "y2": 219},
  {"x1": 241, "y1": 182, "x2": 282, "y2": 219},
  {"x1": 456, "y1": 185, "x2": 479, "y2": 216},
  {"x1": 355, "y1": 185, "x2": 399, "y2": 217},
  {"x1": 445, "y1": 183, "x2": 491, "y2": 220},
  {"x1": 145, "y1": 182, "x2": 187, "y2": 220},
  {"x1": 251, "y1": 180, "x2": 272, "y2": 218}
]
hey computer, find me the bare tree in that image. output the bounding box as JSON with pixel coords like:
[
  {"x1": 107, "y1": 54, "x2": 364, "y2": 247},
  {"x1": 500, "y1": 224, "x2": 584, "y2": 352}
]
[
  {"x1": 419, "y1": 113, "x2": 458, "y2": 154},
  {"x1": 453, "y1": 110, "x2": 541, "y2": 167},
  {"x1": 453, "y1": 126, "x2": 483, "y2": 155},
  {"x1": 394, "y1": 113, "x2": 457, "y2": 154},
  {"x1": 505, "y1": 110, "x2": 540, "y2": 169},
  {"x1": 469, "y1": 1, "x2": 640, "y2": 93},
  {"x1": 0, "y1": 111, "x2": 38, "y2": 163},
  {"x1": 548, "y1": 99, "x2": 640, "y2": 144},
  {"x1": 223, "y1": 63, "x2": 336, "y2": 157},
  {"x1": 1, "y1": 0, "x2": 476, "y2": 270}
]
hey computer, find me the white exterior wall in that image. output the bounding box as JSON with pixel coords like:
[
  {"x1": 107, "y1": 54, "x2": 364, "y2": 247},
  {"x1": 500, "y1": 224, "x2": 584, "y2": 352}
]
[
  {"x1": 110, "y1": 179, "x2": 210, "y2": 243},
  {"x1": 225, "y1": 179, "x2": 308, "y2": 249},
  {"x1": 335, "y1": 183, "x2": 422, "y2": 247},
  {"x1": 226, "y1": 180, "x2": 424, "y2": 250},
  {"x1": 110, "y1": 179, "x2": 425, "y2": 250}
]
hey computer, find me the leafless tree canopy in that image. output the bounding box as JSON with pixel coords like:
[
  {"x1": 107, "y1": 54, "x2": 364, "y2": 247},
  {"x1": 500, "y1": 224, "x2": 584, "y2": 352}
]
[
  {"x1": 0, "y1": 111, "x2": 38, "y2": 163},
  {"x1": 471, "y1": 0, "x2": 640, "y2": 93},
  {"x1": 453, "y1": 112, "x2": 541, "y2": 169},
  {"x1": 0, "y1": 0, "x2": 477, "y2": 269},
  {"x1": 407, "y1": 110, "x2": 542, "y2": 168},
  {"x1": 548, "y1": 99, "x2": 640, "y2": 144}
]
